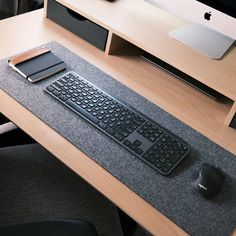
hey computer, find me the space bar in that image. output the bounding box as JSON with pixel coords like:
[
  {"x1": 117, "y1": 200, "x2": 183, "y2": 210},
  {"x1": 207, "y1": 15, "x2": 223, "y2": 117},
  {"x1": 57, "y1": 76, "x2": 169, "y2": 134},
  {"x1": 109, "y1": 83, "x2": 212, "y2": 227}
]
[{"x1": 66, "y1": 100, "x2": 99, "y2": 124}]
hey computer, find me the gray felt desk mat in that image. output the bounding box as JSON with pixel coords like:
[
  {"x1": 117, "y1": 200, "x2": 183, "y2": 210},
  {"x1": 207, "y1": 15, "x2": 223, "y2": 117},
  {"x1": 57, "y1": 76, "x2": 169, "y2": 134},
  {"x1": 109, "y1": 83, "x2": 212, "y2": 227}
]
[{"x1": 0, "y1": 42, "x2": 235, "y2": 236}]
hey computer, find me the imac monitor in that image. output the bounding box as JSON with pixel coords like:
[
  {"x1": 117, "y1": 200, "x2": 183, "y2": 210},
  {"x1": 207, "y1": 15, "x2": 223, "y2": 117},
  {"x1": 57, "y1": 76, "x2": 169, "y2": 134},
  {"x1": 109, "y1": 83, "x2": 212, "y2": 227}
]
[{"x1": 144, "y1": 0, "x2": 236, "y2": 59}]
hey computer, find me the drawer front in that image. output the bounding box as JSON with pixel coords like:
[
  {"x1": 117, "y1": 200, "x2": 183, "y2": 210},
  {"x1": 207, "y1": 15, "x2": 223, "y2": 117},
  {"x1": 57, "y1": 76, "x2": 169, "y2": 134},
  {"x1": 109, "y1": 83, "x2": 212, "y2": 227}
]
[{"x1": 47, "y1": 0, "x2": 108, "y2": 51}]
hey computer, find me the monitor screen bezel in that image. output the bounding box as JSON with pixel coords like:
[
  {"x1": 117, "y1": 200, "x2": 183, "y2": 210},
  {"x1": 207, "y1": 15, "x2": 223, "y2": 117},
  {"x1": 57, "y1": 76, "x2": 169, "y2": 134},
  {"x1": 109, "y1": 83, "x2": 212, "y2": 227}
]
[{"x1": 197, "y1": 0, "x2": 236, "y2": 19}]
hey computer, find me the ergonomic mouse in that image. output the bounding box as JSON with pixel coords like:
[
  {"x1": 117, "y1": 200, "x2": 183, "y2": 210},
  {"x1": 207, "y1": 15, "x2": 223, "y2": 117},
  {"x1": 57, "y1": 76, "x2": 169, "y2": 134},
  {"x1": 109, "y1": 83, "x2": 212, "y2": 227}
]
[{"x1": 193, "y1": 163, "x2": 225, "y2": 199}]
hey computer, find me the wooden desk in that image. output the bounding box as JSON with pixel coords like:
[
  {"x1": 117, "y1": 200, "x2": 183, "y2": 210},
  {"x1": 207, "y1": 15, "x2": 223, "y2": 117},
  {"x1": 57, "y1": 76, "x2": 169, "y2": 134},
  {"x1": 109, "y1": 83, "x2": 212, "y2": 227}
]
[{"x1": 0, "y1": 7, "x2": 235, "y2": 236}]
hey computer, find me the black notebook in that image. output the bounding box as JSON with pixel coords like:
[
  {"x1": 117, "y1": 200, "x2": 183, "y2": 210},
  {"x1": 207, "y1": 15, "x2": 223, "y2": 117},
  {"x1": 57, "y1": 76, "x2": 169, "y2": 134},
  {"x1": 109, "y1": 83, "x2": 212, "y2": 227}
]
[{"x1": 8, "y1": 47, "x2": 66, "y2": 83}]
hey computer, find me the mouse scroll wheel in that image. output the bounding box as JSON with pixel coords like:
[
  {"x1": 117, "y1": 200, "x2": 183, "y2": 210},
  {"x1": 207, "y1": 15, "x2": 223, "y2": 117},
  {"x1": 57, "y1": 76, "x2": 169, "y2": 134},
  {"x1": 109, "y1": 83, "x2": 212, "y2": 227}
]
[{"x1": 198, "y1": 183, "x2": 208, "y2": 191}]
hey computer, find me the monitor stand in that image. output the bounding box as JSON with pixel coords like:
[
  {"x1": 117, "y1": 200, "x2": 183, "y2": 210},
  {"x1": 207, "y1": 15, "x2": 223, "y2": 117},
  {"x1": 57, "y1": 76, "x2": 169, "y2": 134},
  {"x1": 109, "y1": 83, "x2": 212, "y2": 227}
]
[{"x1": 170, "y1": 23, "x2": 235, "y2": 59}]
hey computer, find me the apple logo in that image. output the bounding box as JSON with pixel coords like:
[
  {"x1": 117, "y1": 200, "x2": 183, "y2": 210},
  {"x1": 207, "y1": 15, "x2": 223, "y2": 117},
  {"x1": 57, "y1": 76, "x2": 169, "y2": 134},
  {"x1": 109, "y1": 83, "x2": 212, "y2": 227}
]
[{"x1": 204, "y1": 11, "x2": 212, "y2": 21}]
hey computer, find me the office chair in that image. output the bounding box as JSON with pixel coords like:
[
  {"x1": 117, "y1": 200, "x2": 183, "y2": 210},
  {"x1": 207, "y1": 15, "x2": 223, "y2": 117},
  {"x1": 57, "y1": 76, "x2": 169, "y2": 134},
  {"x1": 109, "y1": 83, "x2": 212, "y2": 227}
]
[
  {"x1": 0, "y1": 117, "x2": 146, "y2": 236},
  {"x1": 0, "y1": 123, "x2": 124, "y2": 236},
  {"x1": 0, "y1": 115, "x2": 35, "y2": 148},
  {"x1": 0, "y1": 0, "x2": 43, "y2": 20}
]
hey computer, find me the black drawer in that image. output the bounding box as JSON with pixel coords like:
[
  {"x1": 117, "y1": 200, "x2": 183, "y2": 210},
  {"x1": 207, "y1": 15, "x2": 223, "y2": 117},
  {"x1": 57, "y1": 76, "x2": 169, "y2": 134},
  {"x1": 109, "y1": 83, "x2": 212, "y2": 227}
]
[
  {"x1": 230, "y1": 113, "x2": 236, "y2": 129},
  {"x1": 47, "y1": 0, "x2": 108, "y2": 51}
]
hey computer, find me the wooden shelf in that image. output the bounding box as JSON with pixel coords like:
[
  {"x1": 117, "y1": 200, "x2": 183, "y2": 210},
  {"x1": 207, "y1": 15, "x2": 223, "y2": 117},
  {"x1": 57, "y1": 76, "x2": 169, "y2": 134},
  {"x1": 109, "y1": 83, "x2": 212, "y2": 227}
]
[{"x1": 48, "y1": 0, "x2": 236, "y2": 101}]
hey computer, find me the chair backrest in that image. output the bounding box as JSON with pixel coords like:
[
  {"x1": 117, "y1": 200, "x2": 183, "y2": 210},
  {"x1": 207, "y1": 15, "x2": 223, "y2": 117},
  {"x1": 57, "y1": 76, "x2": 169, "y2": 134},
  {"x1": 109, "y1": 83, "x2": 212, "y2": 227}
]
[
  {"x1": 0, "y1": 219, "x2": 98, "y2": 236},
  {"x1": 0, "y1": 122, "x2": 17, "y2": 135},
  {"x1": 0, "y1": 121, "x2": 35, "y2": 148},
  {"x1": 0, "y1": 0, "x2": 44, "y2": 20}
]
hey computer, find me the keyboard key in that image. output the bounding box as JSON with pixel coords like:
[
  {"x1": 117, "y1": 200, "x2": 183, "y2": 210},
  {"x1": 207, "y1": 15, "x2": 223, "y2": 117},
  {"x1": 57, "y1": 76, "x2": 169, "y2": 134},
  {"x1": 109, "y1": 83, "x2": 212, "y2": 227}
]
[
  {"x1": 143, "y1": 153, "x2": 155, "y2": 164},
  {"x1": 58, "y1": 95, "x2": 68, "y2": 102},
  {"x1": 114, "y1": 126, "x2": 129, "y2": 137},
  {"x1": 123, "y1": 140, "x2": 131, "y2": 147},
  {"x1": 52, "y1": 90, "x2": 61, "y2": 97},
  {"x1": 135, "y1": 148, "x2": 143, "y2": 155},
  {"x1": 133, "y1": 140, "x2": 141, "y2": 146},
  {"x1": 114, "y1": 132, "x2": 125, "y2": 141},
  {"x1": 130, "y1": 144, "x2": 137, "y2": 150},
  {"x1": 46, "y1": 85, "x2": 54, "y2": 92},
  {"x1": 106, "y1": 127, "x2": 116, "y2": 136},
  {"x1": 52, "y1": 83, "x2": 62, "y2": 91},
  {"x1": 161, "y1": 163, "x2": 172, "y2": 173},
  {"x1": 98, "y1": 122, "x2": 108, "y2": 130}
]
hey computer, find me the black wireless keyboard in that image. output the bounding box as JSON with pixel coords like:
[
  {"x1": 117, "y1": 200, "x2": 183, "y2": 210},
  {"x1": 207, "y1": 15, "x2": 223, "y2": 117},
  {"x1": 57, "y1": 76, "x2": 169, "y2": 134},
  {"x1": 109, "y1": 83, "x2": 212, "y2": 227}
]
[{"x1": 45, "y1": 71, "x2": 190, "y2": 175}]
